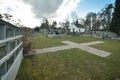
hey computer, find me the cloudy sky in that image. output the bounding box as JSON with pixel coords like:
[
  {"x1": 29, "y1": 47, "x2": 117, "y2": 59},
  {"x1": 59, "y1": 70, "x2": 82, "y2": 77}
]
[{"x1": 0, "y1": 0, "x2": 115, "y2": 28}]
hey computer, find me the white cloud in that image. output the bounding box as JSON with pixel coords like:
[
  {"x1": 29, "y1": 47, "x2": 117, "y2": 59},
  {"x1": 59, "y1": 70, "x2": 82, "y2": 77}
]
[
  {"x1": 0, "y1": 0, "x2": 40, "y2": 27},
  {"x1": 0, "y1": 0, "x2": 81, "y2": 28},
  {"x1": 51, "y1": 0, "x2": 81, "y2": 22},
  {"x1": 22, "y1": 0, "x2": 63, "y2": 18}
]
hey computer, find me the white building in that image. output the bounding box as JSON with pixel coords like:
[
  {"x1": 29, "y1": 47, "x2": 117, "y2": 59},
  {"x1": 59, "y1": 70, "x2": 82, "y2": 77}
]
[
  {"x1": 69, "y1": 23, "x2": 85, "y2": 33},
  {"x1": 0, "y1": 19, "x2": 23, "y2": 80}
]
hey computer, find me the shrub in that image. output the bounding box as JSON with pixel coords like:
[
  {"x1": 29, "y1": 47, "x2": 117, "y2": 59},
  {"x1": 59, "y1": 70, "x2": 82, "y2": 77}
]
[{"x1": 22, "y1": 36, "x2": 33, "y2": 55}]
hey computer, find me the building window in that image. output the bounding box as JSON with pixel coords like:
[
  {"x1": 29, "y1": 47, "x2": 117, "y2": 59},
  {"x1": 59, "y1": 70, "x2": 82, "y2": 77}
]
[
  {"x1": 10, "y1": 41, "x2": 15, "y2": 52},
  {"x1": 14, "y1": 47, "x2": 20, "y2": 59},
  {"x1": 16, "y1": 48, "x2": 19, "y2": 58},
  {"x1": 0, "y1": 44, "x2": 6, "y2": 60},
  {"x1": 15, "y1": 29, "x2": 20, "y2": 36},
  {"x1": 0, "y1": 62, "x2": 6, "y2": 77},
  {"x1": 13, "y1": 51, "x2": 17, "y2": 60},
  {"x1": 0, "y1": 25, "x2": 5, "y2": 40},
  {"x1": 16, "y1": 39, "x2": 21, "y2": 46},
  {"x1": 6, "y1": 27, "x2": 14, "y2": 38},
  {"x1": 20, "y1": 44, "x2": 23, "y2": 51},
  {"x1": 7, "y1": 55, "x2": 14, "y2": 71}
]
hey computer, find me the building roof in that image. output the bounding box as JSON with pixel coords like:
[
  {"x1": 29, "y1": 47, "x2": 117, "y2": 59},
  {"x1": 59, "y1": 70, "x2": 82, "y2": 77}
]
[
  {"x1": 74, "y1": 23, "x2": 84, "y2": 28},
  {"x1": 0, "y1": 19, "x2": 19, "y2": 29}
]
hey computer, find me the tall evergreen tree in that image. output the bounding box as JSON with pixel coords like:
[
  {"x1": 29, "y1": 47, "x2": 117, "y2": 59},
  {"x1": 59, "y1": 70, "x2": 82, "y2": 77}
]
[{"x1": 110, "y1": 0, "x2": 120, "y2": 35}]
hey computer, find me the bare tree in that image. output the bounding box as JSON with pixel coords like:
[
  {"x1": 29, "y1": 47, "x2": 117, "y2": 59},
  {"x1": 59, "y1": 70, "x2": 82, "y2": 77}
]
[
  {"x1": 3, "y1": 13, "x2": 13, "y2": 22},
  {"x1": 85, "y1": 12, "x2": 97, "y2": 31},
  {"x1": 70, "y1": 11, "x2": 78, "y2": 23},
  {"x1": 98, "y1": 4, "x2": 114, "y2": 30},
  {"x1": 52, "y1": 21, "x2": 57, "y2": 29}
]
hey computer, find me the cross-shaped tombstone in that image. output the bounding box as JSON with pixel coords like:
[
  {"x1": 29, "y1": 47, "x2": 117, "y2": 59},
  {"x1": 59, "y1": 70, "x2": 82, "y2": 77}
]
[{"x1": 26, "y1": 41, "x2": 111, "y2": 57}]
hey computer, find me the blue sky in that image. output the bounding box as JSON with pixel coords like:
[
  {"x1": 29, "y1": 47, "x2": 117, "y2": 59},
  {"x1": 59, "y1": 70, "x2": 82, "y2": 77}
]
[{"x1": 77, "y1": 0, "x2": 115, "y2": 18}]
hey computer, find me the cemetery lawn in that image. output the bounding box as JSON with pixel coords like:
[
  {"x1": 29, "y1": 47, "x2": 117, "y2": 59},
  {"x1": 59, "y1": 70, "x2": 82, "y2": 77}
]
[
  {"x1": 28, "y1": 34, "x2": 102, "y2": 49},
  {"x1": 16, "y1": 34, "x2": 120, "y2": 80}
]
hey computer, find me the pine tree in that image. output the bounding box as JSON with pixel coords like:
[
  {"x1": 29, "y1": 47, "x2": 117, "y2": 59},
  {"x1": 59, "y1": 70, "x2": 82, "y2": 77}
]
[{"x1": 110, "y1": 0, "x2": 120, "y2": 35}]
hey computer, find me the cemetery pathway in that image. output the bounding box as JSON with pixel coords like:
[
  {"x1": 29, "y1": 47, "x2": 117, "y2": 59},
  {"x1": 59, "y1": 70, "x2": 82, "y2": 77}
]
[{"x1": 25, "y1": 41, "x2": 111, "y2": 57}]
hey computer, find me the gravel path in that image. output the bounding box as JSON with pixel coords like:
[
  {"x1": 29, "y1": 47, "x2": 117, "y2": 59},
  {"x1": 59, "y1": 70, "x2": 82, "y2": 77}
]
[{"x1": 25, "y1": 41, "x2": 111, "y2": 57}]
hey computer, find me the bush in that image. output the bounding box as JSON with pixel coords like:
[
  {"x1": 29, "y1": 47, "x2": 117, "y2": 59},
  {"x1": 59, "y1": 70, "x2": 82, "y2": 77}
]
[
  {"x1": 55, "y1": 31, "x2": 59, "y2": 35},
  {"x1": 22, "y1": 37, "x2": 33, "y2": 55}
]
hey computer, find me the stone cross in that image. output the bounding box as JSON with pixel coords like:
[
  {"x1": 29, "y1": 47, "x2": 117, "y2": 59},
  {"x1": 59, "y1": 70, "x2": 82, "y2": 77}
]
[{"x1": 26, "y1": 41, "x2": 111, "y2": 57}]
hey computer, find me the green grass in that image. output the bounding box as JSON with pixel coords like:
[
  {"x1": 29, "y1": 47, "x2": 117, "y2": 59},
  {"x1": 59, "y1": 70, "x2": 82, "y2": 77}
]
[
  {"x1": 29, "y1": 34, "x2": 102, "y2": 49},
  {"x1": 16, "y1": 34, "x2": 120, "y2": 80}
]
